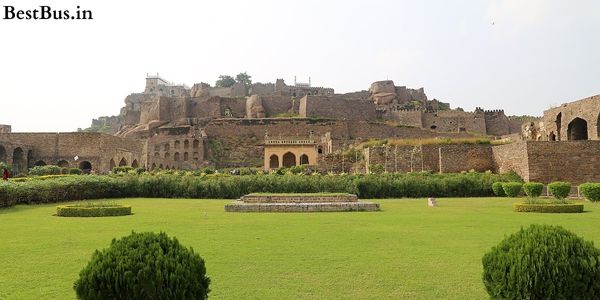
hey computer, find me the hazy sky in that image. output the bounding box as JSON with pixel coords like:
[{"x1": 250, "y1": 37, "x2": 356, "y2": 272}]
[{"x1": 1, "y1": 0, "x2": 599, "y2": 132}]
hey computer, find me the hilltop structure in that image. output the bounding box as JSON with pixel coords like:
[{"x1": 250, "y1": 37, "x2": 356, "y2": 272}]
[{"x1": 1, "y1": 74, "x2": 599, "y2": 184}]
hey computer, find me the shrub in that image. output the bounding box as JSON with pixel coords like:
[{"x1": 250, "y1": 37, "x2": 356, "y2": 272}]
[
  {"x1": 69, "y1": 168, "x2": 82, "y2": 175},
  {"x1": 522, "y1": 182, "x2": 544, "y2": 198},
  {"x1": 548, "y1": 181, "x2": 571, "y2": 200},
  {"x1": 482, "y1": 224, "x2": 600, "y2": 298},
  {"x1": 74, "y1": 231, "x2": 210, "y2": 299},
  {"x1": 369, "y1": 163, "x2": 385, "y2": 174},
  {"x1": 491, "y1": 182, "x2": 505, "y2": 197},
  {"x1": 513, "y1": 203, "x2": 584, "y2": 213},
  {"x1": 56, "y1": 203, "x2": 132, "y2": 217},
  {"x1": 580, "y1": 183, "x2": 600, "y2": 202},
  {"x1": 112, "y1": 166, "x2": 134, "y2": 174},
  {"x1": 28, "y1": 165, "x2": 62, "y2": 176},
  {"x1": 502, "y1": 182, "x2": 522, "y2": 197}
]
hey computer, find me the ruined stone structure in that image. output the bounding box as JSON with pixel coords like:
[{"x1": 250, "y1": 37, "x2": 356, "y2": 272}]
[{"x1": 3, "y1": 73, "x2": 599, "y2": 185}]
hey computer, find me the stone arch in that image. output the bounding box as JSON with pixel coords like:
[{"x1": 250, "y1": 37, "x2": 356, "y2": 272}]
[
  {"x1": 154, "y1": 145, "x2": 160, "y2": 152},
  {"x1": 567, "y1": 117, "x2": 588, "y2": 140},
  {"x1": 57, "y1": 160, "x2": 69, "y2": 167},
  {"x1": 79, "y1": 161, "x2": 92, "y2": 172},
  {"x1": 549, "y1": 132, "x2": 556, "y2": 141},
  {"x1": 184, "y1": 140, "x2": 190, "y2": 149},
  {"x1": 131, "y1": 159, "x2": 139, "y2": 168},
  {"x1": 12, "y1": 147, "x2": 26, "y2": 174},
  {"x1": 282, "y1": 152, "x2": 296, "y2": 168},
  {"x1": 164, "y1": 152, "x2": 170, "y2": 159},
  {"x1": 300, "y1": 154, "x2": 309, "y2": 165},
  {"x1": 193, "y1": 139, "x2": 200, "y2": 149},
  {"x1": 184, "y1": 152, "x2": 189, "y2": 161},
  {"x1": 555, "y1": 112, "x2": 562, "y2": 141},
  {"x1": 269, "y1": 154, "x2": 279, "y2": 169},
  {"x1": 109, "y1": 158, "x2": 116, "y2": 170},
  {"x1": 174, "y1": 152, "x2": 180, "y2": 161},
  {"x1": 164, "y1": 143, "x2": 170, "y2": 151},
  {"x1": 151, "y1": 163, "x2": 156, "y2": 170},
  {"x1": 34, "y1": 160, "x2": 46, "y2": 166},
  {"x1": 119, "y1": 158, "x2": 127, "y2": 166},
  {"x1": 0, "y1": 145, "x2": 6, "y2": 163},
  {"x1": 174, "y1": 140, "x2": 181, "y2": 149}
]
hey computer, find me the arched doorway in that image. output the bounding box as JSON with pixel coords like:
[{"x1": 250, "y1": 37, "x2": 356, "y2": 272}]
[
  {"x1": 549, "y1": 132, "x2": 556, "y2": 141},
  {"x1": 0, "y1": 145, "x2": 6, "y2": 163},
  {"x1": 159, "y1": 164, "x2": 164, "y2": 169},
  {"x1": 119, "y1": 158, "x2": 127, "y2": 166},
  {"x1": 567, "y1": 117, "x2": 588, "y2": 140},
  {"x1": 57, "y1": 160, "x2": 69, "y2": 168},
  {"x1": 164, "y1": 152, "x2": 170, "y2": 159},
  {"x1": 555, "y1": 112, "x2": 562, "y2": 141},
  {"x1": 131, "y1": 159, "x2": 139, "y2": 168},
  {"x1": 282, "y1": 152, "x2": 296, "y2": 168},
  {"x1": 34, "y1": 160, "x2": 46, "y2": 166},
  {"x1": 269, "y1": 154, "x2": 279, "y2": 169},
  {"x1": 12, "y1": 147, "x2": 26, "y2": 174},
  {"x1": 300, "y1": 154, "x2": 309, "y2": 165},
  {"x1": 79, "y1": 161, "x2": 92, "y2": 173}
]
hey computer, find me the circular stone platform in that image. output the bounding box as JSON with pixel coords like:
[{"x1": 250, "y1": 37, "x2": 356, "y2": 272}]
[{"x1": 225, "y1": 193, "x2": 379, "y2": 212}]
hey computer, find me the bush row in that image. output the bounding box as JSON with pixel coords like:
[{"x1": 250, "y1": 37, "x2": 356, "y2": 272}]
[
  {"x1": 56, "y1": 204, "x2": 132, "y2": 217},
  {"x1": 28, "y1": 165, "x2": 82, "y2": 176},
  {"x1": 513, "y1": 203, "x2": 584, "y2": 213},
  {"x1": 492, "y1": 181, "x2": 578, "y2": 200},
  {"x1": 0, "y1": 171, "x2": 519, "y2": 207}
]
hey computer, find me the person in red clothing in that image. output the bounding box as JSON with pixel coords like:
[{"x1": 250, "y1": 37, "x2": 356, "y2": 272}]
[{"x1": 2, "y1": 168, "x2": 9, "y2": 181}]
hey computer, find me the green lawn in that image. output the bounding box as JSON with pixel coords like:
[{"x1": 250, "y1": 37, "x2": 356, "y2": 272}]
[{"x1": 1, "y1": 198, "x2": 599, "y2": 299}]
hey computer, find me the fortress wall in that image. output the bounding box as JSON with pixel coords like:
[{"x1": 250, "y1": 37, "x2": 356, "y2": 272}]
[
  {"x1": 526, "y1": 141, "x2": 600, "y2": 184},
  {"x1": 299, "y1": 96, "x2": 376, "y2": 120},
  {"x1": 390, "y1": 110, "x2": 423, "y2": 127},
  {"x1": 437, "y1": 144, "x2": 494, "y2": 173},
  {"x1": 542, "y1": 95, "x2": 600, "y2": 141},
  {"x1": 261, "y1": 96, "x2": 295, "y2": 117},
  {"x1": 250, "y1": 83, "x2": 275, "y2": 95},
  {"x1": 219, "y1": 98, "x2": 246, "y2": 118},
  {"x1": 484, "y1": 111, "x2": 512, "y2": 136},
  {"x1": 491, "y1": 141, "x2": 529, "y2": 181},
  {"x1": 190, "y1": 97, "x2": 223, "y2": 118},
  {"x1": 422, "y1": 112, "x2": 487, "y2": 134}
]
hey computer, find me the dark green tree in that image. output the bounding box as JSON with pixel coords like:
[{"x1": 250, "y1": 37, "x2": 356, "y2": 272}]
[
  {"x1": 235, "y1": 72, "x2": 252, "y2": 87},
  {"x1": 215, "y1": 75, "x2": 235, "y2": 88}
]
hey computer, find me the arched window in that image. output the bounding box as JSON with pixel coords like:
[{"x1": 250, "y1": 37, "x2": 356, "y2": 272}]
[
  {"x1": 174, "y1": 152, "x2": 180, "y2": 161},
  {"x1": 184, "y1": 140, "x2": 190, "y2": 149},
  {"x1": 34, "y1": 160, "x2": 46, "y2": 166},
  {"x1": 154, "y1": 152, "x2": 160, "y2": 157},
  {"x1": 174, "y1": 140, "x2": 180, "y2": 149},
  {"x1": 119, "y1": 158, "x2": 127, "y2": 166},
  {"x1": 269, "y1": 154, "x2": 279, "y2": 169},
  {"x1": 184, "y1": 152, "x2": 189, "y2": 161},
  {"x1": 567, "y1": 117, "x2": 588, "y2": 140},
  {"x1": 193, "y1": 139, "x2": 200, "y2": 149},
  {"x1": 193, "y1": 152, "x2": 199, "y2": 161},
  {"x1": 109, "y1": 159, "x2": 116, "y2": 170},
  {"x1": 164, "y1": 152, "x2": 170, "y2": 159},
  {"x1": 164, "y1": 143, "x2": 170, "y2": 151},
  {"x1": 282, "y1": 152, "x2": 296, "y2": 167},
  {"x1": 131, "y1": 159, "x2": 139, "y2": 168},
  {"x1": 300, "y1": 154, "x2": 309, "y2": 165}
]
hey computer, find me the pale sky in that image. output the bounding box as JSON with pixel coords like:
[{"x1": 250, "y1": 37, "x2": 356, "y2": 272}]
[{"x1": 1, "y1": 0, "x2": 599, "y2": 132}]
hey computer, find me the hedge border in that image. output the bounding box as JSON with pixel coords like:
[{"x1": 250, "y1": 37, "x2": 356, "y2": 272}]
[
  {"x1": 56, "y1": 205, "x2": 132, "y2": 217},
  {"x1": 513, "y1": 203, "x2": 584, "y2": 213}
]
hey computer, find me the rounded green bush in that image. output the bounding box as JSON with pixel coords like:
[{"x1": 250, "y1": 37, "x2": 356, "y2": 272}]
[
  {"x1": 491, "y1": 182, "x2": 506, "y2": 197},
  {"x1": 548, "y1": 181, "x2": 571, "y2": 200},
  {"x1": 482, "y1": 224, "x2": 600, "y2": 298},
  {"x1": 502, "y1": 182, "x2": 522, "y2": 197},
  {"x1": 74, "y1": 231, "x2": 210, "y2": 299},
  {"x1": 522, "y1": 182, "x2": 544, "y2": 198},
  {"x1": 580, "y1": 183, "x2": 600, "y2": 202}
]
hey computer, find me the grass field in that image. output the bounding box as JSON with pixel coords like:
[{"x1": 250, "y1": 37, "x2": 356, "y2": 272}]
[{"x1": 0, "y1": 198, "x2": 598, "y2": 299}]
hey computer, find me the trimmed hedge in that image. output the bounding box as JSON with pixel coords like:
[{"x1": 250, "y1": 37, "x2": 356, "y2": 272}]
[
  {"x1": 56, "y1": 204, "x2": 132, "y2": 217},
  {"x1": 491, "y1": 182, "x2": 505, "y2": 197},
  {"x1": 0, "y1": 172, "x2": 520, "y2": 208},
  {"x1": 513, "y1": 203, "x2": 584, "y2": 213},
  {"x1": 522, "y1": 182, "x2": 544, "y2": 198},
  {"x1": 74, "y1": 231, "x2": 210, "y2": 299},
  {"x1": 580, "y1": 183, "x2": 600, "y2": 202},
  {"x1": 482, "y1": 225, "x2": 600, "y2": 298},
  {"x1": 548, "y1": 181, "x2": 571, "y2": 200},
  {"x1": 502, "y1": 182, "x2": 522, "y2": 197}
]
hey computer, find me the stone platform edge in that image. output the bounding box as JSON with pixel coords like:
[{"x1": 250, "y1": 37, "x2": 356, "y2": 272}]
[{"x1": 225, "y1": 201, "x2": 379, "y2": 212}]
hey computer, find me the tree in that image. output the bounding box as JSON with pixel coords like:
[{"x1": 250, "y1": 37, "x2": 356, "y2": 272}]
[
  {"x1": 235, "y1": 72, "x2": 252, "y2": 87},
  {"x1": 215, "y1": 75, "x2": 235, "y2": 88}
]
